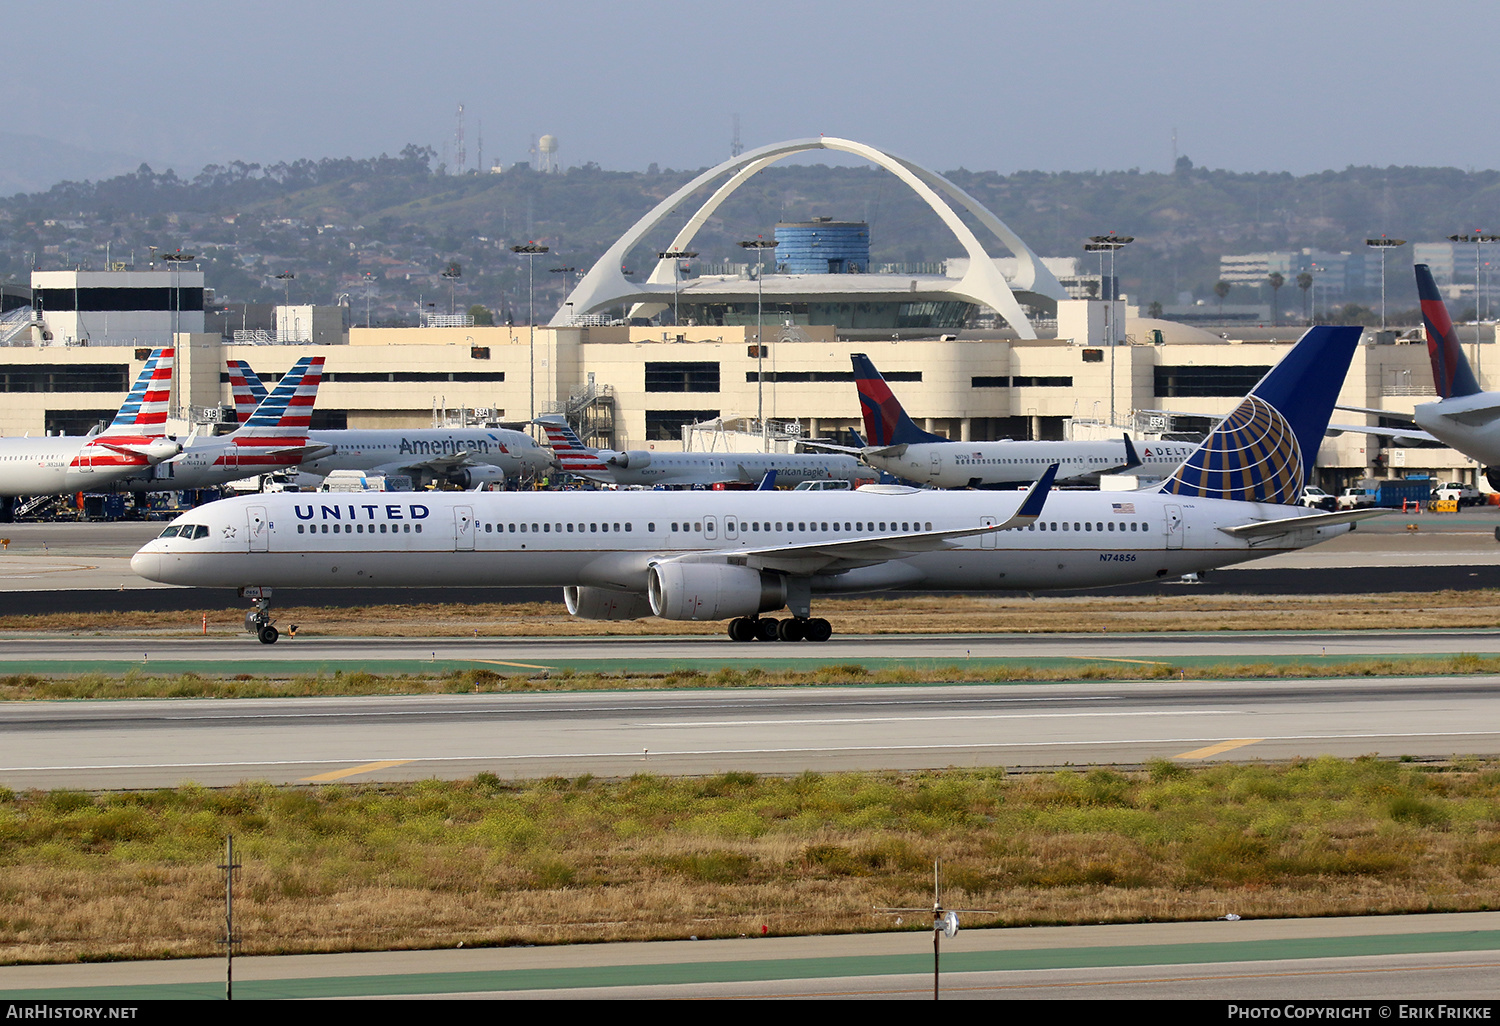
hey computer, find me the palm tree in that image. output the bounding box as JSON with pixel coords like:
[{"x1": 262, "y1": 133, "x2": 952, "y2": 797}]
[
  {"x1": 1267, "y1": 272, "x2": 1284, "y2": 326},
  {"x1": 1147, "y1": 300, "x2": 1163, "y2": 319},
  {"x1": 1296, "y1": 272, "x2": 1314, "y2": 324},
  {"x1": 1214, "y1": 279, "x2": 1231, "y2": 318}
]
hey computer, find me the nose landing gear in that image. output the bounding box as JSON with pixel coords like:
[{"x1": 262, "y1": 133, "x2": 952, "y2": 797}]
[{"x1": 241, "y1": 589, "x2": 280, "y2": 644}]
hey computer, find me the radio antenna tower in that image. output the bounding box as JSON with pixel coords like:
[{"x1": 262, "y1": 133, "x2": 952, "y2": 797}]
[
  {"x1": 454, "y1": 103, "x2": 467, "y2": 171},
  {"x1": 731, "y1": 113, "x2": 743, "y2": 158},
  {"x1": 476, "y1": 118, "x2": 483, "y2": 175}
]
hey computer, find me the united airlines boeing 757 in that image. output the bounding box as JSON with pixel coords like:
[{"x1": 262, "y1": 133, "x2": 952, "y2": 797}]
[{"x1": 133, "y1": 326, "x2": 1378, "y2": 643}]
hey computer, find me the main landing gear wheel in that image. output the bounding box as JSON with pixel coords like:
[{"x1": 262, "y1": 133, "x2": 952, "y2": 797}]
[{"x1": 726, "y1": 616, "x2": 833, "y2": 642}]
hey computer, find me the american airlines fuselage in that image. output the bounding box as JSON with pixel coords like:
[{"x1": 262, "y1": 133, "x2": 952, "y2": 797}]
[
  {"x1": 132, "y1": 487, "x2": 1353, "y2": 596},
  {"x1": 297, "y1": 429, "x2": 554, "y2": 484},
  {"x1": 864, "y1": 438, "x2": 1190, "y2": 488},
  {"x1": 0, "y1": 435, "x2": 179, "y2": 497}
]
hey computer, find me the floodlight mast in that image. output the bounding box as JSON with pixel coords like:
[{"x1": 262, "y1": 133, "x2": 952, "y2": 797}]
[
  {"x1": 511, "y1": 243, "x2": 550, "y2": 422},
  {"x1": 738, "y1": 238, "x2": 779, "y2": 451},
  {"x1": 1084, "y1": 233, "x2": 1135, "y2": 427},
  {"x1": 1364, "y1": 237, "x2": 1407, "y2": 331},
  {"x1": 657, "y1": 250, "x2": 698, "y2": 327},
  {"x1": 1448, "y1": 232, "x2": 1500, "y2": 381}
]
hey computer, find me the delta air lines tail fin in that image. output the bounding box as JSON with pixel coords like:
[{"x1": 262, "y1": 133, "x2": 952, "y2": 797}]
[
  {"x1": 851, "y1": 354, "x2": 948, "y2": 446},
  {"x1": 1158, "y1": 325, "x2": 1362, "y2": 504},
  {"x1": 1417, "y1": 263, "x2": 1482, "y2": 399}
]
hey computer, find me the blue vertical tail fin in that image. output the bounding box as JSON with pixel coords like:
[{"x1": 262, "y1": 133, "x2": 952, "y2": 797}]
[{"x1": 1158, "y1": 325, "x2": 1362, "y2": 503}]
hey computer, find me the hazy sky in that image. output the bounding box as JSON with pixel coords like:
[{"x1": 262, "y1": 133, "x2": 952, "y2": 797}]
[{"x1": 12, "y1": 0, "x2": 1499, "y2": 179}]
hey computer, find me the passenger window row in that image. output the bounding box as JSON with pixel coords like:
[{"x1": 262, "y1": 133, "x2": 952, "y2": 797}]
[
  {"x1": 1028, "y1": 521, "x2": 1151, "y2": 532},
  {"x1": 296, "y1": 523, "x2": 421, "y2": 534}
]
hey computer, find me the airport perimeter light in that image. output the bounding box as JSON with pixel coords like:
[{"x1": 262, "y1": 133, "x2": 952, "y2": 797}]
[
  {"x1": 738, "y1": 238, "x2": 779, "y2": 450},
  {"x1": 440, "y1": 265, "x2": 462, "y2": 316},
  {"x1": 657, "y1": 250, "x2": 698, "y2": 327},
  {"x1": 1364, "y1": 237, "x2": 1407, "y2": 331},
  {"x1": 1448, "y1": 233, "x2": 1500, "y2": 378},
  {"x1": 511, "y1": 243, "x2": 550, "y2": 422}
]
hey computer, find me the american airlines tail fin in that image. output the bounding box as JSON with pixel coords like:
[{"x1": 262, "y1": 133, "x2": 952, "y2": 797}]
[
  {"x1": 536, "y1": 415, "x2": 612, "y2": 476},
  {"x1": 226, "y1": 360, "x2": 269, "y2": 424},
  {"x1": 100, "y1": 347, "x2": 174, "y2": 436},
  {"x1": 1158, "y1": 325, "x2": 1362, "y2": 504},
  {"x1": 851, "y1": 354, "x2": 948, "y2": 447},
  {"x1": 1417, "y1": 263, "x2": 1482, "y2": 399},
  {"x1": 240, "y1": 356, "x2": 324, "y2": 432}
]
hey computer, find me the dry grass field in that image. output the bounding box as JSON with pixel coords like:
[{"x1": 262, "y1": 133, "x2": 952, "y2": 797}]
[{"x1": 2, "y1": 759, "x2": 1498, "y2": 965}]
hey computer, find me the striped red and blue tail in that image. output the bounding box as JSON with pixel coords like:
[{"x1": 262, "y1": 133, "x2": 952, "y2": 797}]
[
  {"x1": 851, "y1": 354, "x2": 947, "y2": 447},
  {"x1": 226, "y1": 359, "x2": 269, "y2": 424},
  {"x1": 100, "y1": 347, "x2": 174, "y2": 435},
  {"x1": 537, "y1": 415, "x2": 611, "y2": 477},
  {"x1": 1158, "y1": 325, "x2": 1362, "y2": 504},
  {"x1": 241, "y1": 357, "x2": 324, "y2": 431},
  {"x1": 1416, "y1": 263, "x2": 1482, "y2": 399}
]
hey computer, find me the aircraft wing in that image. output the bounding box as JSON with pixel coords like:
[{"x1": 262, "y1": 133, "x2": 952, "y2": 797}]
[
  {"x1": 674, "y1": 464, "x2": 1057, "y2": 575},
  {"x1": 1336, "y1": 404, "x2": 1415, "y2": 423},
  {"x1": 1327, "y1": 423, "x2": 1439, "y2": 446},
  {"x1": 387, "y1": 450, "x2": 480, "y2": 474},
  {"x1": 1218, "y1": 507, "x2": 1390, "y2": 542},
  {"x1": 798, "y1": 440, "x2": 865, "y2": 456}
]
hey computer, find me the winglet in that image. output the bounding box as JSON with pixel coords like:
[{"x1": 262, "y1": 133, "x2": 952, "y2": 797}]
[
  {"x1": 1121, "y1": 432, "x2": 1141, "y2": 471},
  {"x1": 1417, "y1": 263, "x2": 1482, "y2": 399},
  {"x1": 1014, "y1": 462, "x2": 1059, "y2": 521},
  {"x1": 757, "y1": 469, "x2": 778, "y2": 491}
]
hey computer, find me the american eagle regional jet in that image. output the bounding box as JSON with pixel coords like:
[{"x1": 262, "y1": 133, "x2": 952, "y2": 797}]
[{"x1": 132, "y1": 326, "x2": 1378, "y2": 644}]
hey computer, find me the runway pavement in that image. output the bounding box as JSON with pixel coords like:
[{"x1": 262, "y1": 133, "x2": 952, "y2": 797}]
[
  {"x1": 4, "y1": 911, "x2": 1499, "y2": 999},
  {"x1": 4, "y1": 675, "x2": 1498, "y2": 789}
]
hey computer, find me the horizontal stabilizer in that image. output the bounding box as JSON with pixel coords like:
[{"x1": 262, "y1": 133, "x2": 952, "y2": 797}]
[{"x1": 1218, "y1": 507, "x2": 1390, "y2": 539}]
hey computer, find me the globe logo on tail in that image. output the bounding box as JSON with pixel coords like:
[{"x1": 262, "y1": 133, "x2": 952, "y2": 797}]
[{"x1": 1160, "y1": 395, "x2": 1303, "y2": 505}]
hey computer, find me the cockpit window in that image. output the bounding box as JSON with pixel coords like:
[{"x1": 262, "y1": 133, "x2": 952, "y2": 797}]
[
  {"x1": 190, "y1": 524, "x2": 209, "y2": 539},
  {"x1": 158, "y1": 526, "x2": 182, "y2": 538},
  {"x1": 162, "y1": 524, "x2": 210, "y2": 540}
]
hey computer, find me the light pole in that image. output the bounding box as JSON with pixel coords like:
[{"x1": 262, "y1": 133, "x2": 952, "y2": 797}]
[
  {"x1": 1448, "y1": 232, "x2": 1500, "y2": 379},
  {"x1": 362, "y1": 271, "x2": 375, "y2": 328},
  {"x1": 739, "y1": 238, "x2": 778, "y2": 451},
  {"x1": 1085, "y1": 234, "x2": 1134, "y2": 427},
  {"x1": 440, "y1": 264, "x2": 461, "y2": 316},
  {"x1": 549, "y1": 266, "x2": 577, "y2": 324},
  {"x1": 511, "y1": 242, "x2": 549, "y2": 422},
  {"x1": 1364, "y1": 237, "x2": 1407, "y2": 331},
  {"x1": 274, "y1": 271, "x2": 295, "y2": 308},
  {"x1": 657, "y1": 250, "x2": 698, "y2": 326}
]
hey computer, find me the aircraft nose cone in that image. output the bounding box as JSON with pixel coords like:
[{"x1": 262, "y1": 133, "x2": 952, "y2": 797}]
[{"x1": 130, "y1": 549, "x2": 161, "y2": 581}]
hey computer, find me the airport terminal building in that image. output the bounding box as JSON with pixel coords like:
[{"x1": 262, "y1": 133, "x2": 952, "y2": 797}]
[{"x1": 0, "y1": 135, "x2": 1485, "y2": 492}]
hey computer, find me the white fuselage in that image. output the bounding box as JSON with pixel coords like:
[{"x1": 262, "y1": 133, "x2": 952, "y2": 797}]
[
  {"x1": 98, "y1": 435, "x2": 325, "y2": 492},
  {"x1": 0, "y1": 436, "x2": 154, "y2": 497},
  {"x1": 581, "y1": 451, "x2": 867, "y2": 488},
  {"x1": 298, "y1": 428, "x2": 553, "y2": 481},
  {"x1": 1413, "y1": 395, "x2": 1500, "y2": 467},
  {"x1": 132, "y1": 488, "x2": 1349, "y2": 597},
  {"x1": 863, "y1": 438, "x2": 1190, "y2": 488}
]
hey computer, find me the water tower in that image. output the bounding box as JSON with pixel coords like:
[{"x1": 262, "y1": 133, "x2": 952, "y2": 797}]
[{"x1": 539, "y1": 134, "x2": 559, "y2": 173}]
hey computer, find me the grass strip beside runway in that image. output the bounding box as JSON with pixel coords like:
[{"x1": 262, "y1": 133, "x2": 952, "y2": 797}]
[{"x1": 1, "y1": 653, "x2": 1500, "y2": 698}]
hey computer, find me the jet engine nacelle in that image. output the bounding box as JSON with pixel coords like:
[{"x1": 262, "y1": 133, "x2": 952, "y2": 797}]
[
  {"x1": 563, "y1": 586, "x2": 654, "y2": 621},
  {"x1": 647, "y1": 561, "x2": 788, "y2": 621},
  {"x1": 609, "y1": 450, "x2": 651, "y2": 470},
  {"x1": 1486, "y1": 466, "x2": 1500, "y2": 494},
  {"x1": 450, "y1": 464, "x2": 507, "y2": 489}
]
